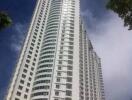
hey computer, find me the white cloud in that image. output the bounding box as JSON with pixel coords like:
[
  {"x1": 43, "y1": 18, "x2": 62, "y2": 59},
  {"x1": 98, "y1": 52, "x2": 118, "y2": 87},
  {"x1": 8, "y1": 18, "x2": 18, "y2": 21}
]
[
  {"x1": 10, "y1": 23, "x2": 27, "y2": 52},
  {"x1": 82, "y1": 10, "x2": 132, "y2": 100}
]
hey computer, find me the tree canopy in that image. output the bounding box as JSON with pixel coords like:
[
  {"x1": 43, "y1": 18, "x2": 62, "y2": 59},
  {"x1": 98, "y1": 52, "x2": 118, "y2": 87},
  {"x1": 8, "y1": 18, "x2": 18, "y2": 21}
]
[
  {"x1": 0, "y1": 11, "x2": 12, "y2": 31},
  {"x1": 107, "y1": 0, "x2": 132, "y2": 30}
]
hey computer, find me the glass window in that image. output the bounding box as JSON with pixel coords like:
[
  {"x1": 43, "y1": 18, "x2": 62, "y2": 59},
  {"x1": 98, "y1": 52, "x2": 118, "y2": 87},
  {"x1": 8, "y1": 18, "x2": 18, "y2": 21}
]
[
  {"x1": 56, "y1": 78, "x2": 60, "y2": 82},
  {"x1": 57, "y1": 72, "x2": 61, "y2": 76},
  {"x1": 24, "y1": 94, "x2": 27, "y2": 99},
  {"x1": 58, "y1": 66, "x2": 61, "y2": 70},
  {"x1": 67, "y1": 71, "x2": 72, "y2": 76},
  {"x1": 18, "y1": 85, "x2": 23, "y2": 90},
  {"x1": 66, "y1": 90, "x2": 72, "y2": 96},
  {"x1": 15, "y1": 98, "x2": 19, "y2": 100},
  {"x1": 67, "y1": 66, "x2": 72, "y2": 70},
  {"x1": 55, "y1": 91, "x2": 59, "y2": 96},
  {"x1": 25, "y1": 64, "x2": 29, "y2": 68},
  {"x1": 30, "y1": 47, "x2": 33, "y2": 50},
  {"x1": 56, "y1": 85, "x2": 60, "y2": 89},
  {"x1": 68, "y1": 60, "x2": 73, "y2": 64},
  {"x1": 31, "y1": 67, "x2": 34, "y2": 71},
  {"x1": 66, "y1": 84, "x2": 72, "y2": 89},
  {"x1": 67, "y1": 77, "x2": 72, "y2": 82},
  {"x1": 32, "y1": 62, "x2": 35, "y2": 66},
  {"x1": 22, "y1": 74, "x2": 26, "y2": 78},
  {"x1": 16, "y1": 91, "x2": 21, "y2": 96},
  {"x1": 30, "y1": 72, "x2": 33, "y2": 76},
  {"x1": 68, "y1": 56, "x2": 73, "y2": 59},
  {"x1": 27, "y1": 83, "x2": 30, "y2": 87},
  {"x1": 65, "y1": 98, "x2": 72, "y2": 100},
  {"x1": 26, "y1": 88, "x2": 29, "y2": 93},
  {"x1": 26, "y1": 59, "x2": 30, "y2": 63},
  {"x1": 29, "y1": 51, "x2": 32, "y2": 54},
  {"x1": 29, "y1": 77, "x2": 32, "y2": 81},
  {"x1": 31, "y1": 43, "x2": 35, "y2": 46},
  {"x1": 23, "y1": 69, "x2": 27, "y2": 73},
  {"x1": 27, "y1": 55, "x2": 31, "y2": 59},
  {"x1": 20, "y1": 80, "x2": 24, "y2": 84}
]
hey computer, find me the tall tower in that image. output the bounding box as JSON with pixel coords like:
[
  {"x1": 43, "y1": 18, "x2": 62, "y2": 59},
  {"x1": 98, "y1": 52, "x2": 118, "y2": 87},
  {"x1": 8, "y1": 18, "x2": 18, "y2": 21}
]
[{"x1": 6, "y1": 0, "x2": 105, "y2": 100}]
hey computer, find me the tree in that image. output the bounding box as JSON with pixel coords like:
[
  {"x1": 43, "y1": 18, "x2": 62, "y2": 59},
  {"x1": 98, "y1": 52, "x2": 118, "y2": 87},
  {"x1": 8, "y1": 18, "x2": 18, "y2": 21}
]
[
  {"x1": 0, "y1": 11, "x2": 12, "y2": 30},
  {"x1": 106, "y1": 0, "x2": 132, "y2": 30}
]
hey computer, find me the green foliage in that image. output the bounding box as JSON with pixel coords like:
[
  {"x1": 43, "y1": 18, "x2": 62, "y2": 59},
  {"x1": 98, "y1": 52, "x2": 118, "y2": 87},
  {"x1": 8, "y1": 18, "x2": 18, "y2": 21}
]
[
  {"x1": 107, "y1": 0, "x2": 132, "y2": 30},
  {"x1": 0, "y1": 11, "x2": 12, "y2": 30}
]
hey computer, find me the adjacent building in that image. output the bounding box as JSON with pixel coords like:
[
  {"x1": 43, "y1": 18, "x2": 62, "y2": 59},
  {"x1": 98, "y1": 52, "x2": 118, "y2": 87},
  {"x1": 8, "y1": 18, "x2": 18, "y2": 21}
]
[{"x1": 6, "y1": 0, "x2": 105, "y2": 100}]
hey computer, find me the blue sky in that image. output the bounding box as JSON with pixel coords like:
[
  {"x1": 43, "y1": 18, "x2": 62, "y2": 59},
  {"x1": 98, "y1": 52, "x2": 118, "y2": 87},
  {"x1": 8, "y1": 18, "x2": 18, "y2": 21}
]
[
  {"x1": 0, "y1": 0, "x2": 132, "y2": 100},
  {"x1": 0, "y1": 0, "x2": 36, "y2": 99}
]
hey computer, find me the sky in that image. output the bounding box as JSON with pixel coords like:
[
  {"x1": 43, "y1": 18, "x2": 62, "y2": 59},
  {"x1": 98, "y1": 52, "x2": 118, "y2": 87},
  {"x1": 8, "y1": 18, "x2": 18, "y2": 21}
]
[{"x1": 0, "y1": 0, "x2": 132, "y2": 100}]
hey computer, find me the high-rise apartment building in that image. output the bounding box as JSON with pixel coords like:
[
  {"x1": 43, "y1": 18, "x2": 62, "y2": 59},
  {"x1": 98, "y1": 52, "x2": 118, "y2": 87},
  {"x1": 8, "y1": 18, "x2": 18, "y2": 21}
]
[{"x1": 6, "y1": 0, "x2": 105, "y2": 100}]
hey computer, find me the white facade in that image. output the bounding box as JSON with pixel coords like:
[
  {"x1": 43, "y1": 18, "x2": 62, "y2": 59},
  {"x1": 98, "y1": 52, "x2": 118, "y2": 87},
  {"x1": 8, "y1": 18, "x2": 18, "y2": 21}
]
[{"x1": 6, "y1": 0, "x2": 105, "y2": 100}]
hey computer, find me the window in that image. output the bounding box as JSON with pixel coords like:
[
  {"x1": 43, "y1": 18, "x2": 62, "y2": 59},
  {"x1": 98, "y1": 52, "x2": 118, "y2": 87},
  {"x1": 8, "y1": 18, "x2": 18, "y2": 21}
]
[
  {"x1": 59, "y1": 61, "x2": 62, "y2": 64},
  {"x1": 30, "y1": 47, "x2": 33, "y2": 50},
  {"x1": 31, "y1": 43, "x2": 35, "y2": 46},
  {"x1": 32, "y1": 62, "x2": 35, "y2": 66},
  {"x1": 68, "y1": 56, "x2": 73, "y2": 59},
  {"x1": 68, "y1": 51, "x2": 73, "y2": 54},
  {"x1": 16, "y1": 91, "x2": 21, "y2": 96},
  {"x1": 24, "y1": 94, "x2": 27, "y2": 99},
  {"x1": 56, "y1": 78, "x2": 60, "y2": 82},
  {"x1": 25, "y1": 64, "x2": 29, "y2": 68},
  {"x1": 37, "y1": 46, "x2": 39, "y2": 49},
  {"x1": 29, "y1": 77, "x2": 32, "y2": 81},
  {"x1": 22, "y1": 74, "x2": 26, "y2": 78},
  {"x1": 32, "y1": 92, "x2": 49, "y2": 97},
  {"x1": 26, "y1": 88, "x2": 29, "y2": 93},
  {"x1": 70, "y1": 30, "x2": 74, "y2": 33},
  {"x1": 34, "y1": 58, "x2": 36, "y2": 61},
  {"x1": 15, "y1": 98, "x2": 19, "y2": 100},
  {"x1": 67, "y1": 71, "x2": 72, "y2": 76},
  {"x1": 59, "y1": 56, "x2": 63, "y2": 59},
  {"x1": 57, "y1": 72, "x2": 61, "y2": 76},
  {"x1": 65, "y1": 97, "x2": 72, "y2": 100},
  {"x1": 20, "y1": 80, "x2": 24, "y2": 84},
  {"x1": 68, "y1": 60, "x2": 73, "y2": 64},
  {"x1": 36, "y1": 74, "x2": 51, "y2": 79},
  {"x1": 58, "y1": 66, "x2": 61, "y2": 70},
  {"x1": 32, "y1": 39, "x2": 35, "y2": 43},
  {"x1": 30, "y1": 72, "x2": 33, "y2": 76},
  {"x1": 55, "y1": 91, "x2": 59, "y2": 96},
  {"x1": 34, "y1": 80, "x2": 50, "y2": 85},
  {"x1": 27, "y1": 55, "x2": 31, "y2": 59},
  {"x1": 26, "y1": 59, "x2": 30, "y2": 63},
  {"x1": 31, "y1": 67, "x2": 34, "y2": 71},
  {"x1": 18, "y1": 85, "x2": 23, "y2": 90},
  {"x1": 67, "y1": 66, "x2": 72, "y2": 70},
  {"x1": 56, "y1": 85, "x2": 60, "y2": 89},
  {"x1": 69, "y1": 34, "x2": 74, "y2": 37},
  {"x1": 33, "y1": 86, "x2": 50, "y2": 90},
  {"x1": 23, "y1": 69, "x2": 27, "y2": 73},
  {"x1": 69, "y1": 38, "x2": 74, "y2": 41},
  {"x1": 35, "y1": 54, "x2": 37, "y2": 57},
  {"x1": 29, "y1": 51, "x2": 32, "y2": 54},
  {"x1": 66, "y1": 84, "x2": 72, "y2": 89},
  {"x1": 66, "y1": 90, "x2": 72, "y2": 96},
  {"x1": 34, "y1": 32, "x2": 37, "y2": 35},
  {"x1": 38, "y1": 39, "x2": 41, "y2": 42},
  {"x1": 27, "y1": 83, "x2": 30, "y2": 87},
  {"x1": 67, "y1": 77, "x2": 72, "y2": 82},
  {"x1": 36, "y1": 49, "x2": 39, "y2": 53}
]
